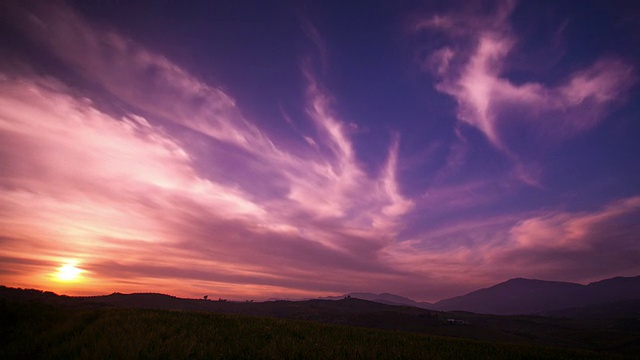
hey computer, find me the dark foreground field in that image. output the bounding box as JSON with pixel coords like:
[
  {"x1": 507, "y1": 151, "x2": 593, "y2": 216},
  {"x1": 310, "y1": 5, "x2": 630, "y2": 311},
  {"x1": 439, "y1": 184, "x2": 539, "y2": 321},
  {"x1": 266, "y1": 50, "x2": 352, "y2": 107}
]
[{"x1": 1, "y1": 299, "x2": 633, "y2": 360}]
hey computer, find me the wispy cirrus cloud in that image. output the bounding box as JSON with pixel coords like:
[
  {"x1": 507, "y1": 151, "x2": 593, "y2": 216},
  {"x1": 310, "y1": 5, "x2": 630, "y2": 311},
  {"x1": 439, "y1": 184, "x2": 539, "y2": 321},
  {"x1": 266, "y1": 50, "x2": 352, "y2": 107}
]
[
  {"x1": 0, "y1": 74, "x2": 271, "y2": 292},
  {"x1": 0, "y1": 1, "x2": 413, "y2": 298},
  {"x1": 8, "y1": 0, "x2": 271, "y2": 154},
  {"x1": 415, "y1": 0, "x2": 635, "y2": 155},
  {"x1": 17, "y1": 0, "x2": 412, "y2": 229},
  {"x1": 0, "y1": 72, "x2": 412, "y2": 298}
]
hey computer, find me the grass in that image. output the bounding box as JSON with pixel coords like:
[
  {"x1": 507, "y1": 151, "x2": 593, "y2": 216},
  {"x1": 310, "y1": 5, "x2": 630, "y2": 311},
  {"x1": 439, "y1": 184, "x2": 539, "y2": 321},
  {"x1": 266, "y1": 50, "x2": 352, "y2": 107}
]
[{"x1": 0, "y1": 299, "x2": 630, "y2": 359}]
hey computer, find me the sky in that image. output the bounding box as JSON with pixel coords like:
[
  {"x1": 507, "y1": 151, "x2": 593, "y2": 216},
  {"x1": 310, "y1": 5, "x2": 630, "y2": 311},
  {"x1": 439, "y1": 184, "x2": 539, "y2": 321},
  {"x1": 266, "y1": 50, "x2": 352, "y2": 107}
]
[{"x1": 0, "y1": 0, "x2": 639, "y2": 302}]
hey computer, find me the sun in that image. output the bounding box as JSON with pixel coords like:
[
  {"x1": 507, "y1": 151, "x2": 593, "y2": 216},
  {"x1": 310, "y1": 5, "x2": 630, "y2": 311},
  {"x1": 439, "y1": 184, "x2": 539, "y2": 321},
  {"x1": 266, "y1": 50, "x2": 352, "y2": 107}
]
[{"x1": 55, "y1": 263, "x2": 83, "y2": 282}]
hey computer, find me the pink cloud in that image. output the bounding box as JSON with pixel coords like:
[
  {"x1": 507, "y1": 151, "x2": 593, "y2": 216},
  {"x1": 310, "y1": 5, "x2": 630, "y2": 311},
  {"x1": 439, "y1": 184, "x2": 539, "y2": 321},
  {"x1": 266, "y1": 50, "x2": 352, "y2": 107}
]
[
  {"x1": 12, "y1": 1, "x2": 271, "y2": 155},
  {"x1": 379, "y1": 134, "x2": 414, "y2": 218},
  {"x1": 485, "y1": 197, "x2": 640, "y2": 282},
  {"x1": 416, "y1": 1, "x2": 635, "y2": 153},
  {"x1": 382, "y1": 196, "x2": 640, "y2": 300},
  {"x1": 0, "y1": 76, "x2": 264, "y2": 221},
  {"x1": 508, "y1": 197, "x2": 640, "y2": 251},
  {"x1": 0, "y1": 76, "x2": 274, "y2": 291}
]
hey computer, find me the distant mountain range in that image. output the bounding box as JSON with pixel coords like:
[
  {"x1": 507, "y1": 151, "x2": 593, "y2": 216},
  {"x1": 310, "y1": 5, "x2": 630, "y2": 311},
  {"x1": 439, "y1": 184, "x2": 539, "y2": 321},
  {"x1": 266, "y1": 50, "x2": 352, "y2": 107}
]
[
  {"x1": 329, "y1": 276, "x2": 640, "y2": 316},
  {"x1": 2, "y1": 275, "x2": 639, "y2": 318},
  {"x1": 430, "y1": 276, "x2": 640, "y2": 315},
  {"x1": 320, "y1": 292, "x2": 432, "y2": 309}
]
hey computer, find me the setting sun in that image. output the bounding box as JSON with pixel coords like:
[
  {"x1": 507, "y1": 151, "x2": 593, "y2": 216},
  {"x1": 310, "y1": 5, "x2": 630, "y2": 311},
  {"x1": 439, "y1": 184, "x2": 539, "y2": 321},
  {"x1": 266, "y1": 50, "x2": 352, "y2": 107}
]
[{"x1": 56, "y1": 264, "x2": 83, "y2": 282}]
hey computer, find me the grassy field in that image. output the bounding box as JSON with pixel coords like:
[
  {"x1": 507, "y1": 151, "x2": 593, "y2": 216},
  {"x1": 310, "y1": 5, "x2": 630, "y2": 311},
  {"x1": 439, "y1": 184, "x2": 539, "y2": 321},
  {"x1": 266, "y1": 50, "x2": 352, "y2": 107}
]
[{"x1": 1, "y1": 299, "x2": 631, "y2": 360}]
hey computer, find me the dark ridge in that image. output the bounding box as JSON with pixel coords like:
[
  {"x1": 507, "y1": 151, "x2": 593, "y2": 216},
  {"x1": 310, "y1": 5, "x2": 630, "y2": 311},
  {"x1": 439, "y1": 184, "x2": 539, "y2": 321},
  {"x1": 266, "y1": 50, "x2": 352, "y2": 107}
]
[
  {"x1": 2, "y1": 284, "x2": 640, "y2": 357},
  {"x1": 431, "y1": 276, "x2": 640, "y2": 315}
]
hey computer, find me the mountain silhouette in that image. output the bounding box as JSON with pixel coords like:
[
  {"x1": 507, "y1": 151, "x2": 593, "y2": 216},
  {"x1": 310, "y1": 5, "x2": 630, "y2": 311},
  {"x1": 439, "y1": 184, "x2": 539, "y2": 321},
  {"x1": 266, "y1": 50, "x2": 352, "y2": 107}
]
[
  {"x1": 2, "y1": 275, "x2": 638, "y2": 317},
  {"x1": 321, "y1": 292, "x2": 432, "y2": 308},
  {"x1": 431, "y1": 276, "x2": 640, "y2": 315}
]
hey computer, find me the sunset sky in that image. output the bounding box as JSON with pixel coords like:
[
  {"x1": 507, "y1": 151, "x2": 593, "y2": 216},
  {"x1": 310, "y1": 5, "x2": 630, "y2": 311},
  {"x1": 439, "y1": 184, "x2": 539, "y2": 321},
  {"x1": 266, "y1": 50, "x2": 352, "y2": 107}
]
[{"x1": 1, "y1": 0, "x2": 639, "y2": 302}]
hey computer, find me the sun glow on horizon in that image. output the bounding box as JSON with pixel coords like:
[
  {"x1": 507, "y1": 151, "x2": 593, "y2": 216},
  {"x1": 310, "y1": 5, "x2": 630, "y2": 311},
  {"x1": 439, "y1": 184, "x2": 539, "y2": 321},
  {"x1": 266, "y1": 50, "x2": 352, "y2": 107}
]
[{"x1": 55, "y1": 263, "x2": 84, "y2": 282}]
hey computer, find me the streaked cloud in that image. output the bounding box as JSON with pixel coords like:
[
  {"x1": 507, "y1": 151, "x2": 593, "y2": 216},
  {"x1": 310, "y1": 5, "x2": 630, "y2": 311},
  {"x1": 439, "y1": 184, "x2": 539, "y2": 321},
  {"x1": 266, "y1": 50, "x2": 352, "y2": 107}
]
[
  {"x1": 0, "y1": 72, "x2": 412, "y2": 298},
  {"x1": 416, "y1": 0, "x2": 635, "y2": 154},
  {"x1": 0, "y1": 1, "x2": 413, "y2": 299},
  {"x1": 496, "y1": 196, "x2": 640, "y2": 281},
  {"x1": 387, "y1": 196, "x2": 640, "y2": 298}
]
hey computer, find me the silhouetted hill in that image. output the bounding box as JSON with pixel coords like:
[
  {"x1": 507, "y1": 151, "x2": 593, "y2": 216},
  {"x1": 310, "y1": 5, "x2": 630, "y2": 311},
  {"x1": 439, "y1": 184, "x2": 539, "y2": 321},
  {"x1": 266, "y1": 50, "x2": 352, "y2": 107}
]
[
  {"x1": 537, "y1": 299, "x2": 640, "y2": 319},
  {"x1": 321, "y1": 292, "x2": 432, "y2": 308},
  {"x1": 2, "y1": 285, "x2": 640, "y2": 356},
  {"x1": 0, "y1": 285, "x2": 437, "y2": 328},
  {"x1": 432, "y1": 276, "x2": 640, "y2": 315},
  {"x1": 586, "y1": 276, "x2": 640, "y2": 303},
  {"x1": 6, "y1": 274, "x2": 635, "y2": 318}
]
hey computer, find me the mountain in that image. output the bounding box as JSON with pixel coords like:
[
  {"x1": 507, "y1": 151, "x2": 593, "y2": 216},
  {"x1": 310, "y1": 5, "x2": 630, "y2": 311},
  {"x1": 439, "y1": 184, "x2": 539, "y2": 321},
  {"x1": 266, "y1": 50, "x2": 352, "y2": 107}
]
[
  {"x1": 320, "y1": 292, "x2": 432, "y2": 309},
  {"x1": 431, "y1": 276, "x2": 640, "y2": 315}
]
